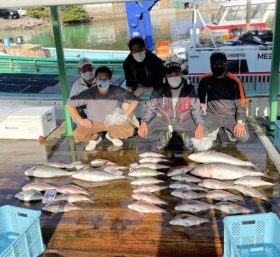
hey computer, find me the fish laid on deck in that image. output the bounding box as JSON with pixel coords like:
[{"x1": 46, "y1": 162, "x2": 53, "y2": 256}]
[
  {"x1": 42, "y1": 202, "x2": 82, "y2": 213},
  {"x1": 171, "y1": 174, "x2": 202, "y2": 183},
  {"x1": 139, "y1": 152, "x2": 166, "y2": 158},
  {"x1": 25, "y1": 165, "x2": 74, "y2": 178},
  {"x1": 190, "y1": 163, "x2": 267, "y2": 180},
  {"x1": 139, "y1": 157, "x2": 170, "y2": 164},
  {"x1": 175, "y1": 200, "x2": 214, "y2": 213},
  {"x1": 65, "y1": 161, "x2": 89, "y2": 170},
  {"x1": 204, "y1": 190, "x2": 244, "y2": 202},
  {"x1": 22, "y1": 182, "x2": 58, "y2": 192},
  {"x1": 50, "y1": 193, "x2": 95, "y2": 203},
  {"x1": 171, "y1": 190, "x2": 205, "y2": 200},
  {"x1": 233, "y1": 184, "x2": 269, "y2": 201},
  {"x1": 56, "y1": 184, "x2": 91, "y2": 196},
  {"x1": 132, "y1": 192, "x2": 168, "y2": 205},
  {"x1": 15, "y1": 190, "x2": 43, "y2": 201},
  {"x1": 188, "y1": 150, "x2": 257, "y2": 168},
  {"x1": 169, "y1": 214, "x2": 209, "y2": 228},
  {"x1": 234, "y1": 176, "x2": 274, "y2": 187},
  {"x1": 169, "y1": 181, "x2": 208, "y2": 191},
  {"x1": 72, "y1": 169, "x2": 125, "y2": 182},
  {"x1": 128, "y1": 200, "x2": 166, "y2": 214},
  {"x1": 198, "y1": 179, "x2": 232, "y2": 190},
  {"x1": 133, "y1": 185, "x2": 168, "y2": 193},
  {"x1": 214, "y1": 202, "x2": 252, "y2": 214},
  {"x1": 167, "y1": 166, "x2": 195, "y2": 177},
  {"x1": 128, "y1": 168, "x2": 165, "y2": 177},
  {"x1": 134, "y1": 162, "x2": 170, "y2": 170},
  {"x1": 90, "y1": 158, "x2": 116, "y2": 168},
  {"x1": 130, "y1": 177, "x2": 164, "y2": 186}
]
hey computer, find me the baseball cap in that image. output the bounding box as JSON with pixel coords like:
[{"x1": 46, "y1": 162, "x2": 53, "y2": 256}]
[
  {"x1": 164, "y1": 55, "x2": 184, "y2": 74},
  {"x1": 210, "y1": 52, "x2": 227, "y2": 64},
  {"x1": 78, "y1": 57, "x2": 93, "y2": 68}
]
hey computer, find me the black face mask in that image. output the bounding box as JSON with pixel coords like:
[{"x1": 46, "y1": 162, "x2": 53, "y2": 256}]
[{"x1": 211, "y1": 66, "x2": 226, "y2": 77}]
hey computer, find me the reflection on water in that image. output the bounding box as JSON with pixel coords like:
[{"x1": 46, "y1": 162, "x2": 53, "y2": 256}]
[{"x1": 0, "y1": 12, "x2": 211, "y2": 50}]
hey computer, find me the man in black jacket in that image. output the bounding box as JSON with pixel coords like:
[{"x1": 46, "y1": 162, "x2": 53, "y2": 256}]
[{"x1": 123, "y1": 37, "x2": 165, "y2": 98}]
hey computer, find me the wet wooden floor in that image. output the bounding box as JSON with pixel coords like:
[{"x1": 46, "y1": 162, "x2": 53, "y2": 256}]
[{"x1": 0, "y1": 118, "x2": 280, "y2": 257}]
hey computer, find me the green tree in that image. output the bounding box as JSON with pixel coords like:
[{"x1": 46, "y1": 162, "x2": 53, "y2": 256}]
[
  {"x1": 26, "y1": 7, "x2": 50, "y2": 18},
  {"x1": 60, "y1": 6, "x2": 89, "y2": 23}
]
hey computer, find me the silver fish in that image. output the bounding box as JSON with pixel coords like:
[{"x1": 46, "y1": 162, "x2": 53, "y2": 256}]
[
  {"x1": 90, "y1": 159, "x2": 115, "y2": 168},
  {"x1": 171, "y1": 190, "x2": 204, "y2": 199},
  {"x1": 25, "y1": 165, "x2": 73, "y2": 178},
  {"x1": 128, "y1": 200, "x2": 166, "y2": 214},
  {"x1": 135, "y1": 163, "x2": 170, "y2": 170},
  {"x1": 65, "y1": 161, "x2": 89, "y2": 170},
  {"x1": 51, "y1": 193, "x2": 94, "y2": 203},
  {"x1": 198, "y1": 179, "x2": 232, "y2": 190},
  {"x1": 175, "y1": 200, "x2": 214, "y2": 213},
  {"x1": 139, "y1": 152, "x2": 166, "y2": 158},
  {"x1": 214, "y1": 202, "x2": 252, "y2": 214},
  {"x1": 139, "y1": 157, "x2": 170, "y2": 164},
  {"x1": 169, "y1": 181, "x2": 208, "y2": 191},
  {"x1": 188, "y1": 151, "x2": 257, "y2": 168},
  {"x1": 132, "y1": 192, "x2": 168, "y2": 205},
  {"x1": 102, "y1": 166, "x2": 124, "y2": 176},
  {"x1": 167, "y1": 166, "x2": 194, "y2": 177},
  {"x1": 15, "y1": 190, "x2": 43, "y2": 201},
  {"x1": 22, "y1": 182, "x2": 58, "y2": 192},
  {"x1": 72, "y1": 169, "x2": 125, "y2": 182},
  {"x1": 234, "y1": 176, "x2": 274, "y2": 187},
  {"x1": 42, "y1": 202, "x2": 82, "y2": 213},
  {"x1": 171, "y1": 174, "x2": 202, "y2": 183},
  {"x1": 191, "y1": 163, "x2": 267, "y2": 180},
  {"x1": 47, "y1": 162, "x2": 68, "y2": 169},
  {"x1": 133, "y1": 185, "x2": 168, "y2": 193},
  {"x1": 131, "y1": 177, "x2": 164, "y2": 186},
  {"x1": 129, "y1": 168, "x2": 164, "y2": 177},
  {"x1": 205, "y1": 190, "x2": 244, "y2": 202},
  {"x1": 233, "y1": 184, "x2": 269, "y2": 201},
  {"x1": 169, "y1": 214, "x2": 209, "y2": 227},
  {"x1": 56, "y1": 184, "x2": 91, "y2": 196}
]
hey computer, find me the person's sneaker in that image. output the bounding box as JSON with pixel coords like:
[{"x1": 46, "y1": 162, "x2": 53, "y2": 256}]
[
  {"x1": 105, "y1": 133, "x2": 123, "y2": 147},
  {"x1": 224, "y1": 128, "x2": 237, "y2": 142},
  {"x1": 85, "y1": 137, "x2": 102, "y2": 151}
]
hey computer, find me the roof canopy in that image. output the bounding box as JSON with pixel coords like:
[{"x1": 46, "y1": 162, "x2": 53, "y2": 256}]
[{"x1": 0, "y1": 0, "x2": 135, "y2": 8}]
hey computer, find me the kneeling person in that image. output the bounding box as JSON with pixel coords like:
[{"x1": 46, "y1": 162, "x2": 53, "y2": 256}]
[{"x1": 67, "y1": 66, "x2": 139, "y2": 151}]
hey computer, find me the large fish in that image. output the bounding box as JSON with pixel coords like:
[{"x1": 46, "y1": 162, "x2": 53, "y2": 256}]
[
  {"x1": 128, "y1": 200, "x2": 166, "y2": 214},
  {"x1": 233, "y1": 184, "x2": 269, "y2": 201},
  {"x1": 169, "y1": 214, "x2": 209, "y2": 227},
  {"x1": 175, "y1": 200, "x2": 213, "y2": 213},
  {"x1": 188, "y1": 151, "x2": 257, "y2": 168},
  {"x1": 129, "y1": 168, "x2": 164, "y2": 177},
  {"x1": 22, "y1": 182, "x2": 58, "y2": 192},
  {"x1": 139, "y1": 152, "x2": 166, "y2": 158},
  {"x1": 131, "y1": 177, "x2": 164, "y2": 186},
  {"x1": 57, "y1": 184, "x2": 91, "y2": 196},
  {"x1": 42, "y1": 202, "x2": 82, "y2": 213},
  {"x1": 132, "y1": 192, "x2": 168, "y2": 205},
  {"x1": 191, "y1": 163, "x2": 267, "y2": 180},
  {"x1": 204, "y1": 190, "x2": 244, "y2": 202},
  {"x1": 25, "y1": 165, "x2": 74, "y2": 178},
  {"x1": 171, "y1": 174, "x2": 202, "y2": 183},
  {"x1": 15, "y1": 190, "x2": 43, "y2": 201},
  {"x1": 133, "y1": 185, "x2": 168, "y2": 193},
  {"x1": 72, "y1": 169, "x2": 125, "y2": 182},
  {"x1": 171, "y1": 190, "x2": 204, "y2": 200},
  {"x1": 198, "y1": 179, "x2": 232, "y2": 190},
  {"x1": 214, "y1": 202, "x2": 252, "y2": 214},
  {"x1": 234, "y1": 176, "x2": 274, "y2": 188}
]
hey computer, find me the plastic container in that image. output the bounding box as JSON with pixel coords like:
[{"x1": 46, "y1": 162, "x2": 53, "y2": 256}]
[
  {"x1": 0, "y1": 205, "x2": 45, "y2": 257},
  {"x1": 274, "y1": 120, "x2": 280, "y2": 152},
  {"x1": 223, "y1": 212, "x2": 280, "y2": 257}
]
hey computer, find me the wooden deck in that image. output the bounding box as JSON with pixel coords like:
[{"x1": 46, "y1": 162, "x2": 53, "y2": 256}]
[{"x1": 0, "y1": 118, "x2": 279, "y2": 257}]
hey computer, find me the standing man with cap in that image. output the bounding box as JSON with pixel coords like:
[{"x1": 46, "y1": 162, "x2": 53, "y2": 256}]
[
  {"x1": 123, "y1": 37, "x2": 165, "y2": 98},
  {"x1": 137, "y1": 57, "x2": 204, "y2": 150},
  {"x1": 198, "y1": 52, "x2": 250, "y2": 142}
]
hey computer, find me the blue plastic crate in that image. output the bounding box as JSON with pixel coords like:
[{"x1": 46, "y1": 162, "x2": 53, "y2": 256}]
[
  {"x1": 0, "y1": 205, "x2": 45, "y2": 257},
  {"x1": 223, "y1": 213, "x2": 280, "y2": 257},
  {"x1": 274, "y1": 120, "x2": 280, "y2": 152}
]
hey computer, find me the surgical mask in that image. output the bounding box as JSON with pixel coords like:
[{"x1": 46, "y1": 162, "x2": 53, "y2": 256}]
[
  {"x1": 211, "y1": 66, "x2": 226, "y2": 77},
  {"x1": 132, "y1": 50, "x2": 146, "y2": 62},
  {"x1": 97, "y1": 80, "x2": 110, "y2": 89},
  {"x1": 81, "y1": 71, "x2": 94, "y2": 81},
  {"x1": 167, "y1": 76, "x2": 182, "y2": 88}
]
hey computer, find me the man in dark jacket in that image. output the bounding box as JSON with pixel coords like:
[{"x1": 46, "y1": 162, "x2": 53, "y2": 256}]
[
  {"x1": 138, "y1": 60, "x2": 205, "y2": 150},
  {"x1": 123, "y1": 37, "x2": 165, "y2": 98}
]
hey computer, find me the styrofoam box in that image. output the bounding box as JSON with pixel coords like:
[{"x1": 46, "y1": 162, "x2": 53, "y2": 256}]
[{"x1": 0, "y1": 105, "x2": 56, "y2": 139}]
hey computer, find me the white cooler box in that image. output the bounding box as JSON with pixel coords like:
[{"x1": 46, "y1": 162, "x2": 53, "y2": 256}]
[{"x1": 0, "y1": 105, "x2": 57, "y2": 140}]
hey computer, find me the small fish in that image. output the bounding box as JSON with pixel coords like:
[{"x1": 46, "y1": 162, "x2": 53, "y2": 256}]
[
  {"x1": 129, "y1": 168, "x2": 164, "y2": 177},
  {"x1": 132, "y1": 192, "x2": 168, "y2": 205},
  {"x1": 135, "y1": 163, "x2": 170, "y2": 170},
  {"x1": 139, "y1": 157, "x2": 170, "y2": 164},
  {"x1": 131, "y1": 177, "x2": 164, "y2": 186},
  {"x1": 102, "y1": 166, "x2": 124, "y2": 176},
  {"x1": 51, "y1": 193, "x2": 95, "y2": 203},
  {"x1": 169, "y1": 181, "x2": 208, "y2": 191},
  {"x1": 233, "y1": 184, "x2": 269, "y2": 201},
  {"x1": 22, "y1": 182, "x2": 58, "y2": 192},
  {"x1": 234, "y1": 177, "x2": 274, "y2": 187},
  {"x1": 171, "y1": 174, "x2": 202, "y2": 183},
  {"x1": 169, "y1": 214, "x2": 209, "y2": 227},
  {"x1": 128, "y1": 201, "x2": 166, "y2": 214},
  {"x1": 198, "y1": 179, "x2": 232, "y2": 190},
  {"x1": 204, "y1": 190, "x2": 244, "y2": 202},
  {"x1": 72, "y1": 169, "x2": 125, "y2": 182},
  {"x1": 65, "y1": 161, "x2": 89, "y2": 170},
  {"x1": 191, "y1": 163, "x2": 267, "y2": 180},
  {"x1": 133, "y1": 185, "x2": 168, "y2": 193},
  {"x1": 15, "y1": 190, "x2": 43, "y2": 201},
  {"x1": 42, "y1": 202, "x2": 82, "y2": 213},
  {"x1": 188, "y1": 151, "x2": 257, "y2": 169},
  {"x1": 175, "y1": 200, "x2": 214, "y2": 213},
  {"x1": 214, "y1": 202, "x2": 252, "y2": 214},
  {"x1": 167, "y1": 166, "x2": 194, "y2": 177},
  {"x1": 47, "y1": 161, "x2": 68, "y2": 169},
  {"x1": 139, "y1": 152, "x2": 166, "y2": 158},
  {"x1": 90, "y1": 159, "x2": 115, "y2": 168},
  {"x1": 25, "y1": 165, "x2": 73, "y2": 178},
  {"x1": 171, "y1": 190, "x2": 204, "y2": 199},
  {"x1": 56, "y1": 184, "x2": 91, "y2": 196}
]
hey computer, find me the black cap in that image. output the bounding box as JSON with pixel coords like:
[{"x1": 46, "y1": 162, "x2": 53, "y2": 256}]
[
  {"x1": 210, "y1": 52, "x2": 227, "y2": 63},
  {"x1": 165, "y1": 62, "x2": 182, "y2": 74}
]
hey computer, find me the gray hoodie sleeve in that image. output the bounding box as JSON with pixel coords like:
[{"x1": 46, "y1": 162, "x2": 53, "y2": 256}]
[
  {"x1": 141, "y1": 90, "x2": 160, "y2": 124},
  {"x1": 190, "y1": 89, "x2": 205, "y2": 126}
]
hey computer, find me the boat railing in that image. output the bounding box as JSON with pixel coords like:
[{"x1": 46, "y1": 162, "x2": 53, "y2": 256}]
[{"x1": 186, "y1": 73, "x2": 280, "y2": 97}]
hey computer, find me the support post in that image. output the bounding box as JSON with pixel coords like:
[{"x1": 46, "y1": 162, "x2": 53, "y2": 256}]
[
  {"x1": 268, "y1": 0, "x2": 280, "y2": 130},
  {"x1": 50, "y1": 6, "x2": 73, "y2": 136}
]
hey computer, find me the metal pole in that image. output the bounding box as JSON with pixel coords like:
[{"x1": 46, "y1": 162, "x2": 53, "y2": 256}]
[
  {"x1": 245, "y1": 0, "x2": 252, "y2": 32},
  {"x1": 50, "y1": 6, "x2": 73, "y2": 136},
  {"x1": 269, "y1": 0, "x2": 280, "y2": 130}
]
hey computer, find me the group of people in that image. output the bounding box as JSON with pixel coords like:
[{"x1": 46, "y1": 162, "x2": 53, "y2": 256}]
[{"x1": 67, "y1": 37, "x2": 250, "y2": 151}]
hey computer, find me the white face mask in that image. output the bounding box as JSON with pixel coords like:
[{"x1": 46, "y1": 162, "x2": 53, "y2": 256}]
[
  {"x1": 167, "y1": 76, "x2": 182, "y2": 88},
  {"x1": 132, "y1": 50, "x2": 146, "y2": 62},
  {"x1": 97, "y1": 80, "x2": 110, "y2": 94},
  {"x1": 81, "y1": 71, "x2": 94, "y2": 81}
]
